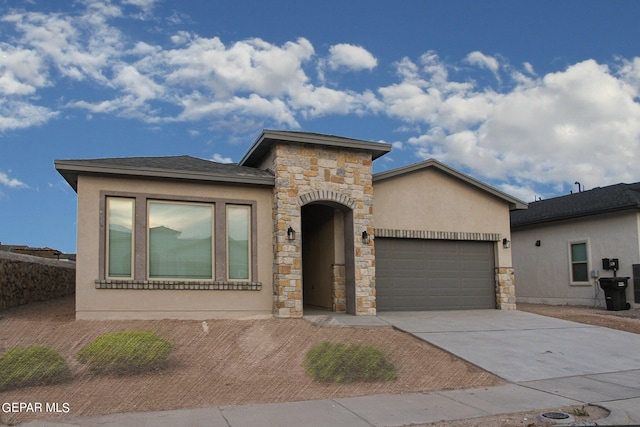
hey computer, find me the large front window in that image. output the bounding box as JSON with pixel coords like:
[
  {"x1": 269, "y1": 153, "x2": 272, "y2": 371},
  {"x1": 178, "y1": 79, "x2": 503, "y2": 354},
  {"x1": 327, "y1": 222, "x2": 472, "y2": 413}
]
[
  {"x1": 100, "y1": 193, "x2": 256, "y2": 285},
  {"x1": 148, "y1": 201, "x2": 214, "y2": 280}
]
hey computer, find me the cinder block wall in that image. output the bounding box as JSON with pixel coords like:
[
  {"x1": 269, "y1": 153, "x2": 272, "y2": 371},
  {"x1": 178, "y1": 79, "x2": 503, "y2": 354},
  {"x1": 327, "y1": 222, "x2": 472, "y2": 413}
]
[{"x1": 0, "y1": 251, "x2": 75, "y2": 310}]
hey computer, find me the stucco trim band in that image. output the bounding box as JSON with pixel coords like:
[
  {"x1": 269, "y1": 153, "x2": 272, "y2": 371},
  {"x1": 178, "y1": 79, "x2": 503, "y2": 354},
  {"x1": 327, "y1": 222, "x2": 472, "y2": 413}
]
[
  {"x1": 375, "y1": 228, "x2": 501, "y2": 242},
  {"x1": 95, "y1": 280, "x2": 261, "y2": 290}
]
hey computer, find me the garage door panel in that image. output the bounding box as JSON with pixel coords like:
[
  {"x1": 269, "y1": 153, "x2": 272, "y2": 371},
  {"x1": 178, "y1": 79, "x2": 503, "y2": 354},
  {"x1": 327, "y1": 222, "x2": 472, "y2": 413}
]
[{"x1": 376, "y1": 238, "x2": 495, "y2": 311}]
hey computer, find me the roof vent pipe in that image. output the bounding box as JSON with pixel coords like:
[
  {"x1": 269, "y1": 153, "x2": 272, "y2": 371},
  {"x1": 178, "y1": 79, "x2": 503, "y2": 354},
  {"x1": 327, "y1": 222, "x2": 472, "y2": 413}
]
[{"x1": 574, "y1": 181, "x2": 582, "y2": 192}]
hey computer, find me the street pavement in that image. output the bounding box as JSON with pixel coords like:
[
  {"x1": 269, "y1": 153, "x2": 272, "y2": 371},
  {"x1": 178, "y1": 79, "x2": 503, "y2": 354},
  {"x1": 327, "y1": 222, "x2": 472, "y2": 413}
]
[{"x1": 17, "y1": 310, "x2": 640, "y2": 426}]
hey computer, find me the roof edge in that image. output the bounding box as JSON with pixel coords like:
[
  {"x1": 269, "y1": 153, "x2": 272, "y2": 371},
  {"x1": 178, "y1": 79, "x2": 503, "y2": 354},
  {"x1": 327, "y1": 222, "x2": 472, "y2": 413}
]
[
  {"x1": 54, "y1": 159, "x2": 275, "y2": 191},
  {"x1": 239, "y1": 130, "x2": 392, "y2": 167},
  {"x1": 373, "y1": 159, "x2": 528, "y2": 211},
  {"x1": 511, "y1": 205, "x2": 640, "y2": 228}
]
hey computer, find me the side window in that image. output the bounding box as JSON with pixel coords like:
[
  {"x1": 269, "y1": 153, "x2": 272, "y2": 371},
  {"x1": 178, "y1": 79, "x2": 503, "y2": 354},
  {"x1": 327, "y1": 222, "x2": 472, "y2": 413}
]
[
  {"x1": 227, "y1": 205, "x2": 251, "y2": 281},
  {"x1": 148, "y1": 201, "x2": 214, "y2": 280},
  {"x1": 106, "y1": 197, "x2": 135, "y2": 279},
  {"x1": 570, "y1": 242, "x2": 589, "y2": 282}
]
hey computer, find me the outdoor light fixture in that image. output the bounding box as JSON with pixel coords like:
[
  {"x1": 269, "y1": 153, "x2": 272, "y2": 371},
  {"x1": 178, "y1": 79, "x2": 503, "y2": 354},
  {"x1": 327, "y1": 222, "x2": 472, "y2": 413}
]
[
  {"x1": 287, "y1": 226, "x2": 296, "y2": 241},
  {"x1": 535, "y1": 240, "x2": 541, "y2": 247},
  {"x1": 362, "y1": 230, "x2": 370, "y2": 245},
  {"x1": 502, "y1": 238, "x2": 511, "y2": 249}
]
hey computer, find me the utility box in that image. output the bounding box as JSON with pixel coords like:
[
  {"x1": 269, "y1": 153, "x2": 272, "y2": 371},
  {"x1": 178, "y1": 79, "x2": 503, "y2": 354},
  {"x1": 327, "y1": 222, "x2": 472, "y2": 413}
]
[{"x1": 599, "y1": 277, "x2": 630, "y2": 311}]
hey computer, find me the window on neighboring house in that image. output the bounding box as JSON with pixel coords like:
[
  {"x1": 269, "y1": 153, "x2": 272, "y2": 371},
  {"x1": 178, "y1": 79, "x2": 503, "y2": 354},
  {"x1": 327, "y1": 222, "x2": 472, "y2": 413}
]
[
  {"x1": 570, "y1": 242, "x2": 589, "y2": 282},
  {"x1": 148, "y1": 201, "x2": 214, "y2": 280},
  {"x1": 227, "y1": 205, "x2": 251, "y2": 281},
  {"x1": 106, "y1": 197, "x2": 135, "y2": 278}
]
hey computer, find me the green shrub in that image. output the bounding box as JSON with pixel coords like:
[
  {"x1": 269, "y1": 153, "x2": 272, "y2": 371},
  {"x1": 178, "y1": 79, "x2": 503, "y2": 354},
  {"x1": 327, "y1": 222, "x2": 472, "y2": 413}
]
[
  {"x1": 303, "y1": 341, "x2": 397, "y2": 383},
  {"x1": 0, "y1": 345, "x2": 70, "y2": 391},
  {"x1": 75, "y1": 331, "x2": 172, "y2": 374}
]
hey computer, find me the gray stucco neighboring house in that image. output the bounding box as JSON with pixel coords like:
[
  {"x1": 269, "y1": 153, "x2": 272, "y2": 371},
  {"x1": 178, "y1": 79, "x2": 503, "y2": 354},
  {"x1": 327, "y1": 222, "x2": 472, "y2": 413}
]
[
  {"x1": 510, "y1": 183, "x2": 640, "y2": 307},
  {"x1": 55, "y1": 129, "x2": 526, "y2": 320}
]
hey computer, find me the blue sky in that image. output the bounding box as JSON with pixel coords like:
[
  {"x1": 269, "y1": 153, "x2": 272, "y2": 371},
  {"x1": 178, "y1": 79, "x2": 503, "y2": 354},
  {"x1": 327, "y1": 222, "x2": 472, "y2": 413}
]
[{"x1": 1, "y1": 0, "x2": 640, "y2": 254}]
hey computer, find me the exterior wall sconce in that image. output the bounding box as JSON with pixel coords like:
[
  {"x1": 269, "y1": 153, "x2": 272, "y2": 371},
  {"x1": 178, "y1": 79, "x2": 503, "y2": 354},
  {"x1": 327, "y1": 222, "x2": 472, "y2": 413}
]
[
  {"x1": 362, "y1": 230, "x2": 371, "y2": 245},
  {"x1": 502, "y1": 238, "x2": 511, "y2": 249},
  {"x1": 287, "y1": 226, "x2": 296, "y2": 241},
  {"x1": 535, "y1": 240, "x2": 541, "y2": 247}
]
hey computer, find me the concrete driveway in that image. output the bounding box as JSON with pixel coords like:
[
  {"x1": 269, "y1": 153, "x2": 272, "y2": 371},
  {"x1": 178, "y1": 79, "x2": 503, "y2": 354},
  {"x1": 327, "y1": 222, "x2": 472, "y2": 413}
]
[{"x1": 377, "y1": 310, "x2": 640, "y2": 383}]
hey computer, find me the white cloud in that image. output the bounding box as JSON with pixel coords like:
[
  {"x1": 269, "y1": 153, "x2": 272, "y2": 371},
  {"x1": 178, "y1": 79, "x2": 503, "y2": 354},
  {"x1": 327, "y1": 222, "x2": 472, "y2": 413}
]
[
  {"x1": 3, "y1": 8, "x2": 122, "y2": 84},
  {"x1": 465, "y1": 51, "x2": 500, "y2": 74},
  {"x1": 113, "y1": 64, "x2": 163, "y2": 102},
  {"x1": 0, "y1": 99, "x2": 58, "y2": 131},
  {"x1": 2, "y1": 1, "x2": 640, "y2": 201},
  {"x1": 211, "y1": 153, "x2": 233, "y2": 163},
  {"x1": 0, "y1": 171, "x2": 28, "y2": 188},
  {"x1": 0, "y1": 45, "x2": 48, "y2": 95},
  {"x1": 163, "y1": 36, "x2": 315, "y2": 98},
  {"x1": 391, "y1": 140, "x2": 404, "y2": 150},
  {"x1": 121, "y1": 0, "x2": 158, "y2": 15},
  {"x1": 398, "y1": 57, "x2": 640, "y2": 197},
  {"x1": 327, "y1": 44, "x2": 377, "y2": 71}
]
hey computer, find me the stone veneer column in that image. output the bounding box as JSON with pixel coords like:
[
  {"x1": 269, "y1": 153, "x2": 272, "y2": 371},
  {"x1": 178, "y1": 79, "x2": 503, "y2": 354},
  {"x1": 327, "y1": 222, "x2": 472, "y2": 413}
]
[
  {"x1": 495, "y1": 267, "x2": 516, "y2": 310},
  {"x1": 271, "y1": 143, "x2": 376, "y2": 318}
]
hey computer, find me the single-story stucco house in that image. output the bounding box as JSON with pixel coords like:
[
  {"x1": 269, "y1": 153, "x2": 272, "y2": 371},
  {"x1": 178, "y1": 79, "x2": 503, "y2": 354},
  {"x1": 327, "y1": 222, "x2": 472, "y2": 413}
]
[
  {"x1": 511, "y1": 182, "x2": 640, "y2": 308},
  {"x1": 55, "y1": 130, "x2": 527, "y2": 320}
]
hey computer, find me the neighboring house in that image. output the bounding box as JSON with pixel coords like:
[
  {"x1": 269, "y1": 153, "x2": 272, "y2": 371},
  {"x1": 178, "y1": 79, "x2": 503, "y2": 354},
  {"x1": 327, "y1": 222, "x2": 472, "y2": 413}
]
[
  {"x1": 55, "y1": 130, "x2": 526, "y2": 320},
  {"x1": 0, "y1": 244, "x2": 74, "y2": 261},
  {"x1": 510, "y1": 183, "x2": 640, "y2": 307}
]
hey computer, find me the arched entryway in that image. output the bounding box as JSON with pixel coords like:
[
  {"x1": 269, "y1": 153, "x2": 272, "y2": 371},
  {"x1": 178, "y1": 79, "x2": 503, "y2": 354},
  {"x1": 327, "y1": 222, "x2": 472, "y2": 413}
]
[{"x1": 301, "y1": 202, "x2": 355, "y2": 314}]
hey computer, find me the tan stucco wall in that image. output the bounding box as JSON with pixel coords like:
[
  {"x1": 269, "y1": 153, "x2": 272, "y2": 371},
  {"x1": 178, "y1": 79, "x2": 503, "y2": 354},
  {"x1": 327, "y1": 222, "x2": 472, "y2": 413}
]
[
  {"x1": 75, "y1": 175, "x2": 273, "y2": 320},
  {"x1": 512, "y1": 211, "x2": 640, "y2": 307},
  {"x1": 373, "y1": 167, "x2": 514, "y2": 267}
]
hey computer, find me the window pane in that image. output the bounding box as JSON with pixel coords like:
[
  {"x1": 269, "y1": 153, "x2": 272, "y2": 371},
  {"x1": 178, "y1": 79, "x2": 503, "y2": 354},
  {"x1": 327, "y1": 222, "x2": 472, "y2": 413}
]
[
  {"x1": 107, "y1": 198, "x2": 134, "y2": 278},
  {"x1": 572, "y1": 263, "x2": 589, "y2": 282},
  {"x1": 571, "y1": 243, "x2": 587, "y2": 262},
  {"x1": 148, "y1": 202, "x2": 213, "y2": 279},
  {"x1": 228, "y1": 205, "x2": 250, "y2": 280}
]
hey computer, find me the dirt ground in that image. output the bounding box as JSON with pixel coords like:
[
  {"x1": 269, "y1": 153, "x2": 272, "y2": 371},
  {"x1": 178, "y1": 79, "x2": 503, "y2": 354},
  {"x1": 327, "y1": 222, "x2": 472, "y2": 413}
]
[
  {"x1": 1, "y1": 298, "x2": 636, "y2": 426},
  {"x1": 0, "y1": 297, "x2": 501, "y2": 425}
]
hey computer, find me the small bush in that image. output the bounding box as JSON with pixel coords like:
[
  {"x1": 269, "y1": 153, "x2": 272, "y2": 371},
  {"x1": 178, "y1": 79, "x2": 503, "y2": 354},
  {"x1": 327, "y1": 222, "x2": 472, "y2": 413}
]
[
  {"x1": 0, "y1": 345, "x2": 70, "y2": 391},
  {"x1": 303, "y1": 341, "x2": 397, "y2": 383},
  {"x1": 75, "y1": 331, "x2": 171, "y2": 374}
]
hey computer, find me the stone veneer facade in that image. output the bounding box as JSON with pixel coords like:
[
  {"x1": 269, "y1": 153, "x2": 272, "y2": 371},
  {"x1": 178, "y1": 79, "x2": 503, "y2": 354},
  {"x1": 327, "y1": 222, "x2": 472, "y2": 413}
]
[
  {"x1": 495, "y1": 267, "x2": 516, "y2": 310},
  {"x1": 268, "y1": 142, "x2": 376, "y2": 318}
]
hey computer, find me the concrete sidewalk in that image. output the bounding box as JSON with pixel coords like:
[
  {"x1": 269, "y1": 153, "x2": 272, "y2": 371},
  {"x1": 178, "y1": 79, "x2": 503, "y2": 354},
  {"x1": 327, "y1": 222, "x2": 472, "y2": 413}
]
[{"x1": 18, "y1": 383, "x2": 640, "y2": 426}]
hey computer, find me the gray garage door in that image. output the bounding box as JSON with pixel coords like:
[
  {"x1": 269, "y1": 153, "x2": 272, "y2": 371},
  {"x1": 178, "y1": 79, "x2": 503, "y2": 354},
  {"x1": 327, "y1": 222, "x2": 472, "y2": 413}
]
[{"x1": 376, "y1": 238, "x2": 496, "y2": 311}]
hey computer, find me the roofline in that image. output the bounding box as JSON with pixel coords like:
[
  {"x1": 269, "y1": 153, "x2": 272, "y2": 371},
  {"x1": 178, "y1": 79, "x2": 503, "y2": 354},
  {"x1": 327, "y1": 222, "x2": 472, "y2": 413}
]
[
  {"x1": 54, "y1": 160, "x2": 275, "y2": 192},
  {"x1": 511, "y1": 205, "x2": 640, "y2": 228},
  {"x1": 239, "y1": 130, "x2": 392, "y2": 167},
  {"x1": 373, "y1": 158, "x2": 528, "y2": 211}
]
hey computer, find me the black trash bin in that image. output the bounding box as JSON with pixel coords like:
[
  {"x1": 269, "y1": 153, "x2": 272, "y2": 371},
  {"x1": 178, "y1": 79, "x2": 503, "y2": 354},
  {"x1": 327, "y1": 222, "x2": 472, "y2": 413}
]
[{"x1": 599, "y1": 277, "x2": 630, "y2": 311}]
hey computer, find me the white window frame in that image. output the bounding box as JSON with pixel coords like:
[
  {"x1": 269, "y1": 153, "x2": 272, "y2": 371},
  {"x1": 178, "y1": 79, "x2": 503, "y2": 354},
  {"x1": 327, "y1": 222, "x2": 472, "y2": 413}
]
[{"x1": 569, "y1": 239, "x2": 590, "y2": 285}]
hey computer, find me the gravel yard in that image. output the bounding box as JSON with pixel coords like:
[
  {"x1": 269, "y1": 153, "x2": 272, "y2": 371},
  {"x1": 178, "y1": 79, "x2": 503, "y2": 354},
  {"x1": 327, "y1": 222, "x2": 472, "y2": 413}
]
[{"x1": 0, "y1": 297, "x2": 500, "y2": 425}]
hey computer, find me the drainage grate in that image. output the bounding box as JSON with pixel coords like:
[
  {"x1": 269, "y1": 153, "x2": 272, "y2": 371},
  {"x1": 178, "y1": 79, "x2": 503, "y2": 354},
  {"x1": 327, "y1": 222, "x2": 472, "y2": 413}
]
[{"x1": 538, "y1": 411, "x2": 575, "y2": 424}]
